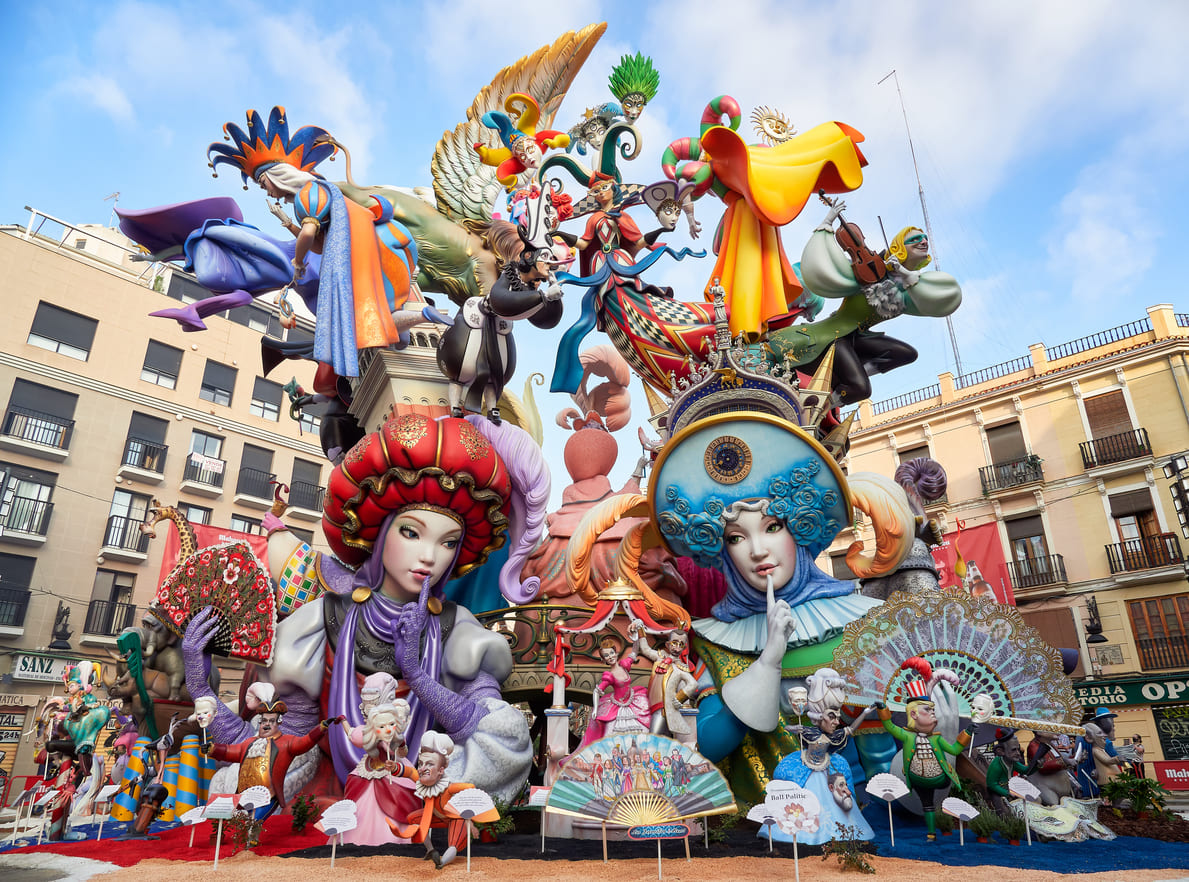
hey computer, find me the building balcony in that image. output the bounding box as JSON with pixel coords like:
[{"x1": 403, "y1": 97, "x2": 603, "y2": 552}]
[
  {"x1": 100, "y1": 514, "x2": 150, "y2": 563},
  {"x1": 0, "y1": 585, "x2": 31, "y2": 634},
  {"x1": 0, "y1": 495, "x2": 53, "y2": 546},
  {"x1": 83, "y1": 599, "x2": 136, "y2": 640},
  {"x1": 181, "y1": 454, "x2": 226, "y2": 498},
  {"x1": 1006, "y1": 553, "x2": 1068, "y2": 599},
  {"x1": 234, "y1": 467, "x2": 277, "y2": 510},
  {"x1": 1079, "y1": 428, "x2": 1153, "y2": 476},
  {"x1": 287, "y1": 480, "x2": 326, "y2": 521},
  {"x1": 1136, "y1": 634, "x2": 1189, "y2": 671},
  {"x1": 118, "y1": 436, "x2": 168, "y2": 485},
  {"x1": 979, "y1": 455, "x2": 1044, "y2": 496},
  {"x1": 1105, "y1": 534, "x2": 1184, "y2": 583},
  {"x1": 0, "y1": 406, "x2": 73, "y2": 462}
]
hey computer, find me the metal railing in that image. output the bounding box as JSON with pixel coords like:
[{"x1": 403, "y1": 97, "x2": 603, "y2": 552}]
[
  {"x1": 1006, "y1": 553, "x2": 1067, "y2": 590},
  {"x1": 1045, "y1": 319, "x2": 1152, "y2": 362},
  {"x1": 121, "y1": 436, "x2": 168, "y2": 473},
  {"x1": 102, "y1": 514, "x2": 150, "y2": 554},
  {"x1": 183, "y1": 455, "x2": 226, "y2": 488},
  {"x1": 0, "y1": 495, "x2": 53, "y2": 537},
  {"x1": 83, "y1": 599, "x2": 137, "y2": 637},
  {"x1": 1136, "y1": 635, "x2": 1189, "y2": 671},
  {"x1": 954, "y1": 355, "x2": 1033, "y2": 390},
  {"x1": 289, "y1": 480, "x2": 325, "y2": 512},
  {"x1": 1079, "y1": 428, "x2": 1152, "y2": 469},
  {"x1": 235, "y1": 467, "x2": 276, "y2": 499},
  {"x1": 871, "y1": 384, "x2": 941, "y2": 415},
  {"x1": 979, "y1": 455, "x2": 1044, "y2": 494},
  {"x1": 1105, "y1": 534, "x2": 1184, "y2": 574},
  {"x1": 0, "y1": 585, "x2": 31, "y2": 628},
  {"x1": 1, "y1": 406, "x2": 74, "y2": 449}
]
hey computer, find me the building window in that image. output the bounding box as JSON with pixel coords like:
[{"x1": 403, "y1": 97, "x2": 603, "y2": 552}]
[
  {"x1": 1128, "y1": 592, "x2": 1189, "y2": 671},
  {"x1": 185, "y1": 430, "x2": 226, "y2": 487},
  {"x1": 249, "y1": 378, "x2": 283, "y2": 421},
  {"x1": 290, "y1": 459, "x2": 324, "y2": 511},
  {"x1": 230, "y1": 514, "x2": 261, "y2": 535},
  {"x1": 1107, "y1": 489, "x2": 1182, "y2": 572},
  {"x1": 3, "y1": 379, "x2": 78, "y2": 449},
  {"x1": 178, "y1": 502, "x2": 212, "y2": 525},
  {"x1": 0, "y1": 462, "x2": 56, "y2": 537},
  {"x1": 986, "y1": 422, "x2": 1027, "y2": 464},
  {"x1": 290, "y1": 526, "x2": 315, "y2": 545},
  {"x1": 105, "y1": 490, "x2": 151, "y2": 552},
  {"x1": 141, "y1": 340, "x2": 182, "y2": 390},
  {"x1": 1004, "y1": 515, "x2": 1065, "y2": 588},
  {"x1": 123, "y1": 412, "x2": 169, "y2": 473},
  {"x1": 229, "y1": 305, "x2": 279, "y2": 336},
  {"x1": 85, "y1": 570, "x2": 137, "y2": 636},
  {"x1": 829, "y1": 555, "x2": 857, "y2": 581},
  {"x1": 299, "y1": 406, "x2": 323, "y2": 434},
  {"x1": 896, "y1": 444, "x2": 930, "y2": 466},
  {"x1": 237, "y1": 444, "x2": 275, "y2": 499},
  {"x1": 27, "y1": 302, "x2": 98, "y2": 361},
  {"x1": 0, "y1": 552, "x2": 35, "y2": 628},
  {"x1": 199, "y1": 360, "x2": 237, "y2": 407}
]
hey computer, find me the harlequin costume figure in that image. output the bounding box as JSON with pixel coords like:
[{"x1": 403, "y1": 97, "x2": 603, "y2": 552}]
[
  {"x1": 475, "y1": 93, "x2": 570, "y2": 190},
  {"x1": 393, "y1": 731, "x2": 499, "y2": 869},
  {"x1": 875, "y1": 660, "x2": 973, "y2": 840}
]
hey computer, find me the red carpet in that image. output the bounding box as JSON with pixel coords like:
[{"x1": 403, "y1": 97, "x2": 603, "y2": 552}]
[{"x1": 3, "y1": 814, "x2": 328, "y2": 865}]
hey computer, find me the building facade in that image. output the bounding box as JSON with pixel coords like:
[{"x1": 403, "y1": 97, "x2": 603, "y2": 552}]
[
  {"x1": 831, "y1": 304, "x2": 1189, "y2": 766},
  {"x1": 0, "y1": 210, "x2": 346, "y2": 779}
]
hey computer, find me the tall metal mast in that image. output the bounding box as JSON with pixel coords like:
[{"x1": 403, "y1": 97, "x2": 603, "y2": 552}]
[{"x1": 878, "y1": 70, "x2": 964, "y2": 377}]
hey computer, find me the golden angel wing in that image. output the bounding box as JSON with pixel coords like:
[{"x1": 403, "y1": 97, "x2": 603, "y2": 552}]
[{"x1": 431, "y1": 22, "x2": 607, "y2": 222}]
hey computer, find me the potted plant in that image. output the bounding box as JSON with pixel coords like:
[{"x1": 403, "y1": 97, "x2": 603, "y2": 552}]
[
  {"x1": 475, "y1": 798, "x2": 515, "y2": 843},
  {"x1": 999, "y1": 812, "x2": 1027, "y2": 846}
]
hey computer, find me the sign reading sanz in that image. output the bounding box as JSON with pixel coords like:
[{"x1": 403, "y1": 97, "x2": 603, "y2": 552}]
[
  {"x1": 12, "y1": 654, "x2": 77, "y2": 683},
  {"x1": 1075, "y1": 676, "x2": 1189, "y2": 707}
]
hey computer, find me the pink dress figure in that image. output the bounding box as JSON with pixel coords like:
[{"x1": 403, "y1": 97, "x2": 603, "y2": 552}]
[
  {"x1": 579, "y1": 634, "x2": 650, "y2": 749},
  {"x1": 342, "y1": 700, "x2": 419, "y2": 846}
]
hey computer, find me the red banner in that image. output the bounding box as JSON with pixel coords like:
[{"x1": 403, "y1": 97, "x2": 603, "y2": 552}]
[
  {"x1": 930, "y1": 522, "x2": 1015, "y2": 605},
  {"x1": 157, "y1": 522, "x2": 270, "y2": 586},
  {"x1": 1155, "y1": 761, "x2": 1189, "y2": 790}
]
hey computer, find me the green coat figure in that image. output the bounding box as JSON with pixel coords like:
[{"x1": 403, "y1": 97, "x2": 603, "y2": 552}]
[{"x1": 874, "y1": 666, "x2": 973, "y2": 840}]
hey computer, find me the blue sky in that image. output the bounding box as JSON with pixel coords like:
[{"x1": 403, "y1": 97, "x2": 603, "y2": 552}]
[{"x1": 2, "y1": 0, "x2": 1187, "y2": 493}]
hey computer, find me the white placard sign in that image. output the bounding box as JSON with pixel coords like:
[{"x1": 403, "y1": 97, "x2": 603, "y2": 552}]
[
  {"x1": 746, "y1": 803, "x2": 778, "y2": 825},
  {"x1": 315, "y1": 799, "x2": 358, "y2": 836},
  {"x1": 96, "y1": 784, "x2": 120, "y2": 804},
  {"x1": 527, "y1": 786, "x2": 550, "y2": 807},
  {"x1": 1008, "y1": 777, "x2": 1042, "y2": 801},
  {"x1": 237, "y1": 785, "x2": 272, "y2": 811},
  {"x1": 33, "y1": 789, "x2": 60, "y2": 809},
  {"x1": 763, "y1": 784, "x2": 820, "y2": 837},
  {"x1": 180, "y1": 806, "x2": 208, "y2": 826},
  {"x1": 941, "y1": 797, "x2": 978, "y2": 821},
  {"x1": 204, "y1": 795, "x2": 238, "y2": 820},
  {"x1": 447, "y1": 788, "x2": 495, "y2": 819},
  {"x1": 865, "y1": 772, "x2": 908, "y2": 802}
]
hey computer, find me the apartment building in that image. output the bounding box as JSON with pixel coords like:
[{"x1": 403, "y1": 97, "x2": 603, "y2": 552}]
[
  {"x1": 0, "y1": 209, "x2": 344, "y2": 777},
  {"x1": 830, "y1": 304, "x2": 1189, "y2": 768}
]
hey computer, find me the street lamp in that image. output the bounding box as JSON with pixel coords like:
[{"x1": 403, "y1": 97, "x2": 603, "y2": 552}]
[{"x1": 1162, "y1": 455, "x2": 1189, "y2": 540}]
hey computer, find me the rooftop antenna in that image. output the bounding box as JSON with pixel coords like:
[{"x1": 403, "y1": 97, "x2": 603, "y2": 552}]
[
  {"x1": 103, "y1": 192, "x2": 120, "y2": 228},
  {"x1": 878, "y1": 70, "x2": 963, "y2": 377}
]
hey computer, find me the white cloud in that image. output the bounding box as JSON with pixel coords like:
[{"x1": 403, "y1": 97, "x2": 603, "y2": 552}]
[{"x1": 58, "y1": 74, "x2": 134, "y2": 123}]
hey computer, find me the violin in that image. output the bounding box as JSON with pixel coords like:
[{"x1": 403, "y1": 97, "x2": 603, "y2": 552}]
[{"x1": 818, "y1": 190, "x2": 887, "y2": 287}]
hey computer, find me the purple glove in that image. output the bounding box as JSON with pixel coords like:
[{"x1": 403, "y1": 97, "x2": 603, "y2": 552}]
[{"x1": 182, "y1": 608, "x2": 253, "y2": 744}]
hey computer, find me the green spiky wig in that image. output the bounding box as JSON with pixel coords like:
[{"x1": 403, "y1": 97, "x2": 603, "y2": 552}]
[{"x1": 608, "y1": 52, "x2": 660, "y2": 103}]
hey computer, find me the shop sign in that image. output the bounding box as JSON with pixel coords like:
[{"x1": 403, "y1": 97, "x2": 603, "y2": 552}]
[
  {"x1": 11, "y1": 654, "x2": 77, "y2": 683},
  {"x1": 1074, "y1": 675, "x2": 1189, "y2": 707},
  {"x1": 1153, "y1": 705, "x2": 1189, "y2": 762},
  {"x1": 1154, "y1": 761, "x2": 1189, "y2": 790},
  {"x1": 0, "y1": 694, "x2": 39, "y2": 707}
]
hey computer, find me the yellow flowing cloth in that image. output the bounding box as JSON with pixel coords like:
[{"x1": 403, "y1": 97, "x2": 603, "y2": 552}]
[{"x1": 702, "y1": 122, "x2": 867, "y2": 337}]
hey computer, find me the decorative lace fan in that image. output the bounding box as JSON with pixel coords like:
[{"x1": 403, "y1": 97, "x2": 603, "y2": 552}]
[
  {"x1": 151, "y1": 541, "x2": 276, "y2": 665},
  {"x1": 832, "y1": 588, "x2": 1079, "y2": 724},
  {"x1": 546, "y1": 732, "x2": 735, "y2": 824}
]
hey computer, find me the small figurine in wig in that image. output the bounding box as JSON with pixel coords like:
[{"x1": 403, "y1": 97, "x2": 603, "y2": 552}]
[
  {"x1": 608, "y1": 52, "x2": 660, "y2": 123},
  {"x1": 873, "y1": 658, "x2": 974, "y2": 840},
  {"x1": 475, "y1": 93, "x2": 570, "y2": 190},
  {"x1": 579, "y1": 632, "x2": 650, "y2": 749},
  {"x1": 629, "y1": 620, "x2": 697, "y2": 739},
  {"x1": 393, "y1": 731, "x2": 499, "y2": 869},
  {"x1": 53, "y1": 662, "x2": 111, "y2": 785},
  {"x1": 771, "y1": 667, "x2": 875, "y2": 844},
  {"x1": 343, "y1": 699, "x2": 419, "y2": 847},
  {"x1": 567, "y1": 102, "x2": 623, "y2": 156},
  {"x1": 641, "y1": 179, "x2": 701, "y2": 240}
]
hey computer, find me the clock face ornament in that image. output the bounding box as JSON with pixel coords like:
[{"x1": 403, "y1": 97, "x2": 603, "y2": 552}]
[{"x1": 704, "y1": 435, "x2": 752, "y2": 485}]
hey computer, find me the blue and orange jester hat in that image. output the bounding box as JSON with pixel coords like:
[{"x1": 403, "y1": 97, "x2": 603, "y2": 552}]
[
  {"x1": 208, "y1": 106, "x2": 338, "y2": 187},
  {"x1": 474, "y1": 94, "x2": 570, "y2": 191}
]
